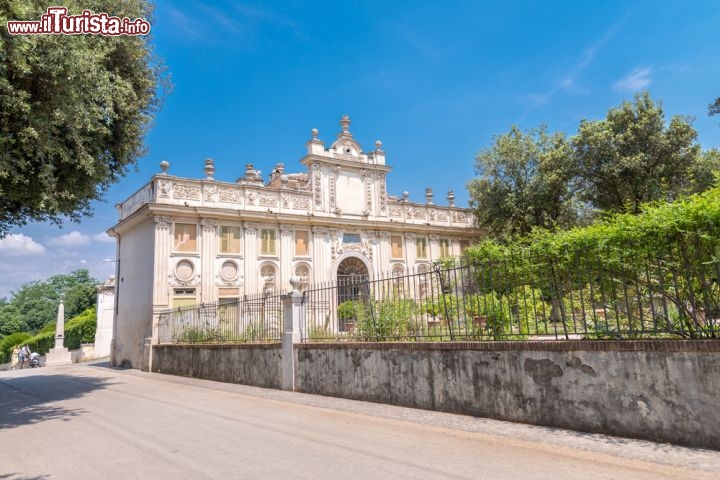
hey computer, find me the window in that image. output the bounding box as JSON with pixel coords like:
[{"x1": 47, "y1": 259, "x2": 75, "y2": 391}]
[
  {"x1": 460, "y1": 240, "x2": 470, "y2": 252},
  {"x1": 343, "y1": 233, "x2": 361, "y2": 244},
  {"x1": 220, "y1": 226, "x2": 241, "y2": 254},
  {"x1": 439, "y1": 238, "x2": 451, "y2": 258},
  {"x1": 295, "y1": 230, "x2": 309, "y2": 256},
  {"x1": 416, "y1": 237, "x2": 428, "y2": 259},
  {"x1": 174, "y1": 223, "x2": 197, "y2": 252},
  {"x1": 390, "y1": 235, "x2": 403, "y2": 259},
  {"x1": 260, "y1": 229, "x2": 277, "y2": 255},
  {"x1": 172, "y1": 288, "x2": 196, "y2": 308}
]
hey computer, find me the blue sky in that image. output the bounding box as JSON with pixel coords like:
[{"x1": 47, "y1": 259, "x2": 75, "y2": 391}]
[{"x1": 1, "y1": 0, "x2": 719, "y2": 299}]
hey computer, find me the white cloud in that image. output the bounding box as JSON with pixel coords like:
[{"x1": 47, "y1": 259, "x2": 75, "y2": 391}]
[
  {"x1": 614, "y1": 67, "x2": 652, "y2": 92},
  {"x1": 47, "y1": 231, "x2": 91, "y2": 247},
  {"x1": 0, "y1": 234, "x2": 46, "y2": 256},
  {"x1": 93, "y1": 232, "x2": 115, "y2": 244}
]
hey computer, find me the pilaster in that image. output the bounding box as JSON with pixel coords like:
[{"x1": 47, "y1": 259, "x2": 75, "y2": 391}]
[
  {"x1": 429, "y1": 234, "x2": 440, "y2": 261},
  {"x1": 152, "y1": 216, "x2": 172, "y2": 306},
  {"x1": 311, "y1": 227, "x2": 329, "y2": 282},
  {"x1": 244, "y1": 223, "x2": 259, "y2": 293},
  {"x1": 405, "y1": 232, "x2": 417, "y2": 266},
  {"x1": 279, "y1": 224, "x2": 294, "y2": 290},
  {"x1": 200, "y1": 219, "x2": 217, "y2": 303}
]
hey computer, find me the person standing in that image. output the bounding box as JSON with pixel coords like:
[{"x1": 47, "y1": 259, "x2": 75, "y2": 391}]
[
  {"x1": 19, "y1": 345, "x2": 30, "y2": 367},
  {"x1": 11, "y1": 345, "x2": 20, "y2": 370}
]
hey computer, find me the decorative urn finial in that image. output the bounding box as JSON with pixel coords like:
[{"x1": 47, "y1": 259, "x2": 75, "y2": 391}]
[
  {"x1": 159, "y1": 160, "x2": 170, "y2": 174},
  {"x1": 204, "y1": 158, "x2": 215, "y2": 179},
  {"x1": 339, "y1": 115, "x2": 351, "y2": 133}
]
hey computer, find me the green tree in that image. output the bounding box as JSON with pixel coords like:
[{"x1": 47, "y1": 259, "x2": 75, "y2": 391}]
[
  {"x1": 0, "y1": 269, "x2": 99, "y2": 335},
  {"x1": 467, "y1": 125, "x2": 578, "y2": 240},
  {"x1": 573, "y1": 92, "x2": 701, "y2": 214},
  {"x1": 0, "y1": 302, "x2": 27, "y2": 336},
  {"x1": 0, "y1": 0, "x2": 166, "y2": 237}
]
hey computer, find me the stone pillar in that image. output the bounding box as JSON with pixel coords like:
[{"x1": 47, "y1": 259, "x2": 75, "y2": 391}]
[
  {"x1": 94, "y1": 276, "x2": 116, "y2": 359},
  {"x1": 281, "y1": 277, "x2": 303, "y2": 391},
  {"x1": 45, "y1": 301, "x2": 72, "y2": 366},
  {"x1": 376, "y1": 231, "x2": 391, "y2": 274},
  {"x1": 151, "y1": 216, "x2": 172, "y2": 344},
  {"x1": 200, "y1": 219, "x2": 217, "y2": 304},
  {"x1": 405, "y1": 232, "x2": 417, "y2": 267},
  {"x1": 279, "y1": 224, "x2": 294, "y2": 290},
  {"x1": 244, "y1": 223, "x2": 259, "y2": 293},
  {"x1": 311, "y1": 227, "x2": 329, "y2": 283},
  {"x1": 429, "y1": 234, "x2": 440, "y2": 261}
]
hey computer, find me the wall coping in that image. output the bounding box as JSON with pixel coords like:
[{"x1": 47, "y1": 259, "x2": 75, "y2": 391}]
[
  {"x1": 155, "y1": 343, "x2": 281, "y2": 350},
  {"x1": 296, "y1": 339, "x2": 720, "y2": 353}
]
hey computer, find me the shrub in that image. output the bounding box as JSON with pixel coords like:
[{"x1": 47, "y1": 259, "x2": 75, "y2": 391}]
[{"x1": 26, "y1": 331, "x2": 55, "y2": 355}]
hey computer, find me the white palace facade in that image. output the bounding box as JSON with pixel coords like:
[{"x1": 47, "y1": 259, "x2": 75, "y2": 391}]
[{"x1": 108, "y1": 116, "x2": 481, "y2": 368}]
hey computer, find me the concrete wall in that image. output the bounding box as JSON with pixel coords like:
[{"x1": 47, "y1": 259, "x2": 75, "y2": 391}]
[
  {"x1": 294, "y1": 341, "x2": 720, "y2": 450},
  {"x1": 152, "y1": 344, "x2": 282, "y2": 389},
  {"x1": 95, "y1": 277, "x2": 115, "y2": 359},
  {"x1": 113, "y1": 219, "x2": 154, "y2": 370}
]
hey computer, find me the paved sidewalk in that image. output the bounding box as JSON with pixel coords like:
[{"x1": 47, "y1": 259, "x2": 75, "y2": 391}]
[{"x1": 1, "y1": 363, "x2": 718, "y2": 479}]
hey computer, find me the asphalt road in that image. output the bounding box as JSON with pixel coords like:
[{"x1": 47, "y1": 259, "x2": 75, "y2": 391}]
[{"x1": 1, "y1": 363, "x2": 718, "y2": 480}]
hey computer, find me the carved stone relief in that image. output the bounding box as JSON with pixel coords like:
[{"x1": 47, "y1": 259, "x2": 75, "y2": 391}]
[
  {"x1": 379, "y1": 173, "x2": 387, "y2": 212},
  {"x1": 259, "y1": 194, "x2": 278, "y2": 207},
  {"x1": 202, "y1": 184, "x2": 218, "y2": 202},
  {"x1": 293, "y1": 196, "x2": 310, "y2": 210},
  {"x1": 173, "y1": 184, "x2": 201, "y2": 200},
  {"x1": 312, "y1": 162, "x2": 322, "y2": 207},
  {"x1": 158, "y1": 180, "x2": 172, "y2": 198},
  {"x1": 218, "y1": 188, "x2": 243, "y2": 203}
]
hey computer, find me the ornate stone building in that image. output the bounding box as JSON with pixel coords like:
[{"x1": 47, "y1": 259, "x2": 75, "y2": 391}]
[{"x1": 108, "y1": 116, "x2": 481, "y2": 368}]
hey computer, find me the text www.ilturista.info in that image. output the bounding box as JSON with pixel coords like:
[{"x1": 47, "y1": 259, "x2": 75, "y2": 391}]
[{"x1": 6, "y1": 7, "x2": 150, "y2": 36}]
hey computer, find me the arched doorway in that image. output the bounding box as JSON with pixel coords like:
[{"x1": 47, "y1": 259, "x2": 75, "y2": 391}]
[{"x1": 336, "y1": 256, "x2": 370, "y2": 332}]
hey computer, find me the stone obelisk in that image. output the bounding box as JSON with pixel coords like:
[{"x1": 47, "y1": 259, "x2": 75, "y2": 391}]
[{"x1": 45, "y1": 300, "x2": 72, "y2": 366}]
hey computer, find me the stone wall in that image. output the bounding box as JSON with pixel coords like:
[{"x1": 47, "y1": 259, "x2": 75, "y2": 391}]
[
  {"x1": 152, "y1": 344, "x2": 281, "y2": 389},
  {"x1": 150, "y1": 340, "x2": 719, "y2": 450},
  {"x1": 294, "y1": 341, "x2": 720, "y2": 450}
]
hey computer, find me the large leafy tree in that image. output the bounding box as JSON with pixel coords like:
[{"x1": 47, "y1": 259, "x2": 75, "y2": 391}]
[
  {"x1": 467, "y1": 125, "x2": 578, "y2": 240},
  {"x1": 0, "y1": 269, "x2": 99, "y2": 335},
  {"x1": 0, "y1": 1, "x2": 165, "y2": 237},
  {"x1": 573, "y1": 92, "x2": 701, "y2": 214}
]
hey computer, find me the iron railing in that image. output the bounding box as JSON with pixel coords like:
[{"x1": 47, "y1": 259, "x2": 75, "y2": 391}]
[
  {"x1": 157, "y1": 291, "x2": 285, "y2": 344},
  {"x1": 300, "y1": 245, "x2": 720, "y2": 342}
]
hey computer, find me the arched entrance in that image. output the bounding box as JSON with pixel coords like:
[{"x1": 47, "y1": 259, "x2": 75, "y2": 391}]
[{"x1": 336, "y1": 256, "x2": 370, "y2": 332}]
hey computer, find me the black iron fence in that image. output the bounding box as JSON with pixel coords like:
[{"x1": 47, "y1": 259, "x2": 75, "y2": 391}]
[
  {"x1": 157, "y1": 291, "x2": 285, "y2": 344},
  {"x1": 300, "y1": 248, "x2": 720, "y2": 342}
]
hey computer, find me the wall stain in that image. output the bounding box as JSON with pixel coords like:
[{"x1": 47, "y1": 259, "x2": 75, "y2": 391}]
[
  {"x1": 524, "y1": 358, "x2": 563, "y2": 386},
  {"x1": 565, "y1": 356, "x2": 598, "y2": 377}
]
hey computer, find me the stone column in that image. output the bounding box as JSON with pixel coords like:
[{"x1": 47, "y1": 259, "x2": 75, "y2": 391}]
[
  {"x1": 429, "y1": 234, "x2": 440, "y2": 261},
  {"x1": 152, "y1": 216, "x2": 172, "y2": 307},
  {"x1": 244, "y1": 223, "x2": 259, "y2": 294},
  {"x1": 45, "y1": 301, "x2": 72, "y2": 366},
  {"x1": 376, "y1": 231, "x2": 391, "y2": 274},
  {"x1": 281, "y1": 277, "x2": 303, "y2": 391},
  {"x1": 405, "y1": 232, "x2": 417, "y2": 267},
  {"x1": 279, "y1": 224, "x2": 294, "y2": 290},
  {"x1": 200, "y1": 219, "x2": 217, "y2": 303},
  {"x1": 151, "y1": 216, "x2": 172, "y2": 344},
  {"x1": 311, "y1": 227, "x2": 329, "y2": 283}
]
